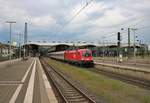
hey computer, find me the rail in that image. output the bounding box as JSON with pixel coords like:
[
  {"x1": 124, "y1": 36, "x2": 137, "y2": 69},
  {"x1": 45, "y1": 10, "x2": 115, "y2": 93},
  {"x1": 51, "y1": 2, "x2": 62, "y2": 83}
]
[
  {"x1": 41, "y1": 58, "x2": 96, "y2": 103},
  {"x1": 93, "y1": 65, "x2": 150, "y2": 90}
]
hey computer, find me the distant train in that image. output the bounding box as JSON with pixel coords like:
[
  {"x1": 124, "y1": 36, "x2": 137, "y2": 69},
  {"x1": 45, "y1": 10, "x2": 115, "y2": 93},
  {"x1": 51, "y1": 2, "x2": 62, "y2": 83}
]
[{"x1": 49, "y1": 49, "x2": 94, "y2": 66}]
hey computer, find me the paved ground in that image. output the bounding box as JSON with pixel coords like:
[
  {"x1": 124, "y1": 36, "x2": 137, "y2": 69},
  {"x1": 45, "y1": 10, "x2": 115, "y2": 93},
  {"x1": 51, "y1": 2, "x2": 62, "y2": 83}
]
[
  {"x1": 0, "y1": 59, "x2": 32, "y2": 81},
  {"x1": 0, "y1": 57, "x2": 57, "y2": 103}
]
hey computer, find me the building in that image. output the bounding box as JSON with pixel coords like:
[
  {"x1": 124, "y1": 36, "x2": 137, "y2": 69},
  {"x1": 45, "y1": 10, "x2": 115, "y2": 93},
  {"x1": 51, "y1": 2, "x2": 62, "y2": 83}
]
[
  {"x1": 24, "y1": 41, "x2": 149, "y2": 57},
  {"x1": 0, "y1": 42, "x2": 16, "y2": 58}
]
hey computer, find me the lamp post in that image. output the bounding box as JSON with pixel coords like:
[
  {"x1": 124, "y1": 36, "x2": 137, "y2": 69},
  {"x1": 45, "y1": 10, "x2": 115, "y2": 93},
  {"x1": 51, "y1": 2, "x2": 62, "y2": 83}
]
[
  {"x1": 19, "y1": 34, "x2": 22, "y2": 58},
  {"x1": 120, "y1": 28, "x2": 132, "y2": 59},
  {"x1": 16, "y1": 33, "x2": 22, "y2": 58},
  {"x1": 102, "y1": 36, "x2": 106, "y2": 61},
  {"x1": 6, "y1": 21, "x2": 16, "y2": 61},
  {"x1": 97, "y1": 40, "x2": 100, "y2": 57},
  {"x1": 131, "y1": 28, "x2": 138, "y2": 64}
]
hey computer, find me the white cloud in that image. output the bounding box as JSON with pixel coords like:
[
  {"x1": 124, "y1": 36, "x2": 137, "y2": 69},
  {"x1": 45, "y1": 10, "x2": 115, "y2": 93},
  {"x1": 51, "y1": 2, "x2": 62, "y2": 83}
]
[
  {"x1": 64, "y1": 0, "x2": 150, "y2": 43},
  {"x1": 28, "y1": 16, "x2": 56, "y2": 27},
  {"x1": 0, "y1": 0, "x2": 56, "y2": 35},
  {"x1": 0, "y1": 0, "x2": 150, "y2": 44}
]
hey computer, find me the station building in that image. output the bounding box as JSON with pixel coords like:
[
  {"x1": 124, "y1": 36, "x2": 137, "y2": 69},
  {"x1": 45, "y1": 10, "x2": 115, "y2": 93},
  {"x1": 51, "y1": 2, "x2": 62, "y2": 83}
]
[
  {"x1": 25, "y1": 41, "x2": 149, "y2": 57},
  {"x1": 0, "y1": 43, "x2": 9, "y2": 57},
  {"x1": 0, "y1": 42, "x2": 16, "y2": 59}
]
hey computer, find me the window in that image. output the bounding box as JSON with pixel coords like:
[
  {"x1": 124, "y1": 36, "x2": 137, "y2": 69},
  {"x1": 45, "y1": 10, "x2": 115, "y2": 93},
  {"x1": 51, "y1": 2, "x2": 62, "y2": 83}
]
[{"x1": 82, "y1": 50, "x2": 91, "y2": 57}]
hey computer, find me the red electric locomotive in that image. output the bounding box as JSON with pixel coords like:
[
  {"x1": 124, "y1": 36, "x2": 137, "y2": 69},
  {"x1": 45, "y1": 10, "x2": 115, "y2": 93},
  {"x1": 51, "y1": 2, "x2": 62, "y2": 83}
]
[
  {"x1": 64, "y1": 49, "x2": 93, "y2": 65},
  {"x1": 49, "y1": 49, "x2": 94, "y2": 66}
]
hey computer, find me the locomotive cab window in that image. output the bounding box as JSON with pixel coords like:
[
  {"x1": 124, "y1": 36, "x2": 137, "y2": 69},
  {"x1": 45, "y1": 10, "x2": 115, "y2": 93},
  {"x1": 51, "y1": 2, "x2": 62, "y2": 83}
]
[{"x1": 82, "y1": 50, "x2": 91, "y2": 57}]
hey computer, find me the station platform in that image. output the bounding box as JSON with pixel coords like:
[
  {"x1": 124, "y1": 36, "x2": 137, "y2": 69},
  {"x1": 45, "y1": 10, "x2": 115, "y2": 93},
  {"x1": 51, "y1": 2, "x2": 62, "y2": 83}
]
[
  {"x1": 94, "y1": 60, "x2": 150, "y2": 72},
  {"x1": 0, "y1": 57, "x2": 57, "y2": 103}
]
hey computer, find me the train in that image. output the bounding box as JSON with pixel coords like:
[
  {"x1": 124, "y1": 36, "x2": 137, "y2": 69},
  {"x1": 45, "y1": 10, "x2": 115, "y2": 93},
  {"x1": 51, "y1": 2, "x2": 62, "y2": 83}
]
[{"x1": 49, "y1": 49, "x2": 94, "y2": 66}]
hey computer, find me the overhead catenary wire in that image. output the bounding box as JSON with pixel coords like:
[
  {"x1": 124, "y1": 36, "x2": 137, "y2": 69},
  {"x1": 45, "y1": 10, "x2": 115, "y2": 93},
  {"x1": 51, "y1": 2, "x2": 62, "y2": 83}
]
[
  {"x1": 66, "y1": 0, "x2": 94, "y2": 25},
  {"x1": 98, "y1": 16, "x2": 147, "y2": 35},
  {"x1": 55, "y1": 0, "x2": 94, "y2": 35},
  {"x1": 99, "y1": 17, "x2": 149, "y2": 42},
  {"x1": 95, "y1": 16, "x2": 146, "y2": 32},
  {"x1": 101, "y1": 30, "x2": 127, "y2": 40},
  {"x1": 129, "y1": 17, "x2": 146, "y2": 27},
  {"x1": 138, "y1": 25, "x2": 150, "y2": 30},
  {"x1": 52, "y1": 1, "x2": 149, "y2": 44}
]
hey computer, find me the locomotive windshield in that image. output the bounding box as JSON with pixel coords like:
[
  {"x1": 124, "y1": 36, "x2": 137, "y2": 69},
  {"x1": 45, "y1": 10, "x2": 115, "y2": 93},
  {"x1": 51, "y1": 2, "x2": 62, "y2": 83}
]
[{"x1": 82, "y1": 50, "x2": 91, "y2": 57}]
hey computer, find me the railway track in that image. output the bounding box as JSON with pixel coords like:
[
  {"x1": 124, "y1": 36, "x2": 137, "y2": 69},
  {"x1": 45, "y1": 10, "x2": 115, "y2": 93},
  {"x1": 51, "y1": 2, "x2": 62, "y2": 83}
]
[
  {"x1": 45, "y1": 57, "x2": 150, "y2": 90},
  {"x1": 92, "y1": 66, "x2": 150, "y2": 90},
  {"x1": 40, "y1": 58, "x2": 96, "y2": 103},
  {"x1": 94, "y1": 60, "x2": 150, "y2": 70}
]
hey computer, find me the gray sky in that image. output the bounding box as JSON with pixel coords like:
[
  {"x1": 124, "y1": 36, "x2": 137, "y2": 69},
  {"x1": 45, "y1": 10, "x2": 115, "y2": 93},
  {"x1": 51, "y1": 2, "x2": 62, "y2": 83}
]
[{"x1": 0, "y1": 0, "x2": 150, "y2": 44}]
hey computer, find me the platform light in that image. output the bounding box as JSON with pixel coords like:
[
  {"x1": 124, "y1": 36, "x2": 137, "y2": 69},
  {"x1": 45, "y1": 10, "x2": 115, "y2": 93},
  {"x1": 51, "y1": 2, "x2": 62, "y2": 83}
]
[{"x1": 6, "y1": 21, "x2": 16, "y2": 61}]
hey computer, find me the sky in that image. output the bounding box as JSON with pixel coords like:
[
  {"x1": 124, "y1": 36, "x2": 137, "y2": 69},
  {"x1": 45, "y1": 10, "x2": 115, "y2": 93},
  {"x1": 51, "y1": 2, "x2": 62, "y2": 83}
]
[{"x1": 0, "y1": 0, "x2": 150, "y2": 45}]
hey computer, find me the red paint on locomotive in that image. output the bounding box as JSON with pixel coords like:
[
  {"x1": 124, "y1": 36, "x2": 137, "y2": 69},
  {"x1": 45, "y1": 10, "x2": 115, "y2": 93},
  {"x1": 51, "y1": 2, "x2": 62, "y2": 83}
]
[{"x1": 64, "y1": 49, "x2": 93, "y2": 65}]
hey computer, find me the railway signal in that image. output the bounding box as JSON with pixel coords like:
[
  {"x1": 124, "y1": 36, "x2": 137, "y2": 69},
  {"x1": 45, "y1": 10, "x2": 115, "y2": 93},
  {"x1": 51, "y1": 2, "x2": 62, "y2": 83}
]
[
  {"x1": 117, "y1": 32, "x2": 121, "y2": 47},
  {"x1": 117, "y1": 32, "x2": 122, "y2": 62}
]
